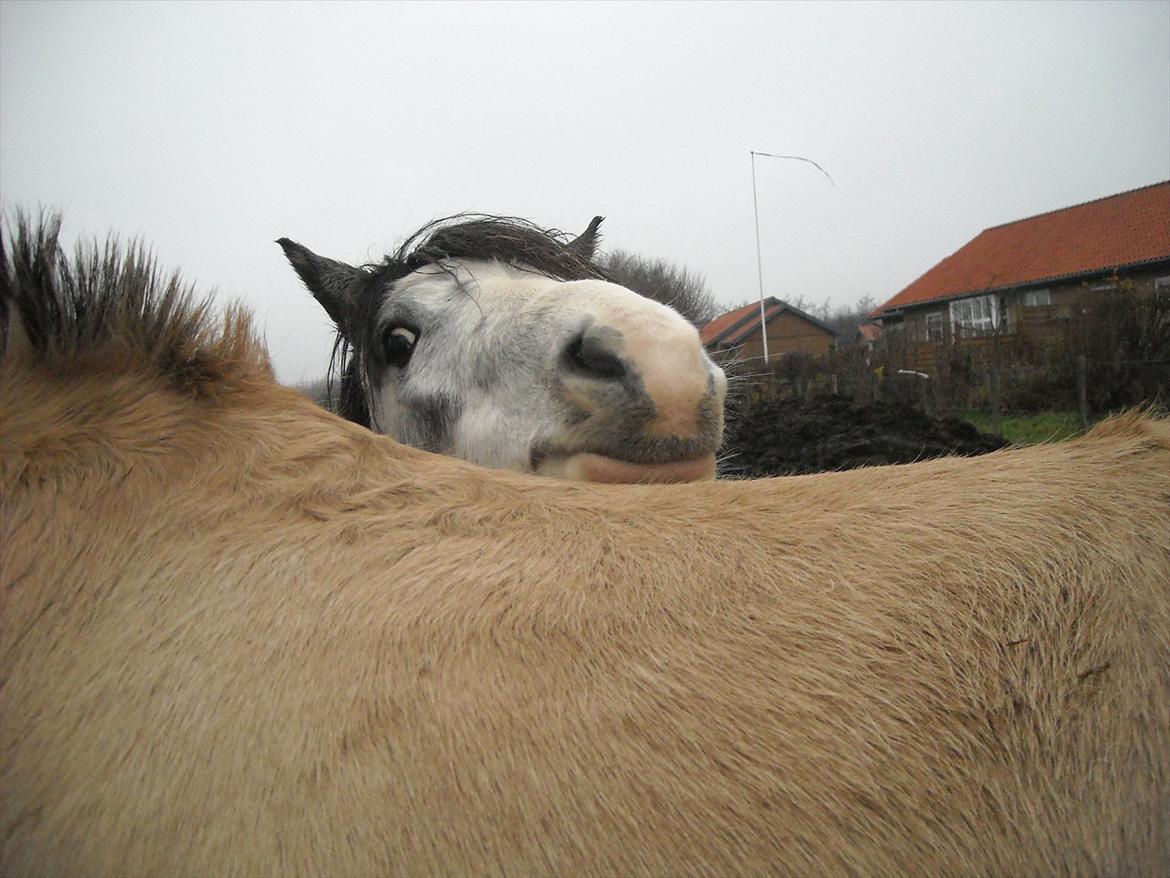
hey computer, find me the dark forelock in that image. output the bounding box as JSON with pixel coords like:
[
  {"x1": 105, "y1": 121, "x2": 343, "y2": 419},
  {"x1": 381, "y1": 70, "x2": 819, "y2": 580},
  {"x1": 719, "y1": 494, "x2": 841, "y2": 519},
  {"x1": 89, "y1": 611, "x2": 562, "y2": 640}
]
[{"x1": 371, "y1": 214, "x2": 610, "y2": 287}]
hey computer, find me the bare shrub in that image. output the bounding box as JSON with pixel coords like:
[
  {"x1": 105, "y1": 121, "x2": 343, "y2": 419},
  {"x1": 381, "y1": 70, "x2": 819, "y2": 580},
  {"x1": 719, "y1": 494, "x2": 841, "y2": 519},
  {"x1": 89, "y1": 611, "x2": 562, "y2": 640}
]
[
  {"x1": 292, "y1": 376, "x2": 331, "y2": 408},
  {"x1": 600, "y1": 249, "x2": 718, "y2": 326},
  {"x1": 1059, "y1": 283, "x2": 1170, "y2": 412}
]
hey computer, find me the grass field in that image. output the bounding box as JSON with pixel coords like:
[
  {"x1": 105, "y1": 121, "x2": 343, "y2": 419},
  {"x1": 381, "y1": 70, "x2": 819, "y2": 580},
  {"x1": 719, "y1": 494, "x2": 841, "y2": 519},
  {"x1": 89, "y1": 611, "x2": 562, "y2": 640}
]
[{"x1": 959, "y1": 410, "x2": 1086, "y2": 445}]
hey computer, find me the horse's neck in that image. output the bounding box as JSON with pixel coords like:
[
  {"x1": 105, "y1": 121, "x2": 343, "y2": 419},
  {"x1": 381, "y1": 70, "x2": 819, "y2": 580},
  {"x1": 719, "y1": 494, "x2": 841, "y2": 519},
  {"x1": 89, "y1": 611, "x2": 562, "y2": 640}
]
[{"x1": 1, "y1": 366, "x2": 195, "y2": 486}]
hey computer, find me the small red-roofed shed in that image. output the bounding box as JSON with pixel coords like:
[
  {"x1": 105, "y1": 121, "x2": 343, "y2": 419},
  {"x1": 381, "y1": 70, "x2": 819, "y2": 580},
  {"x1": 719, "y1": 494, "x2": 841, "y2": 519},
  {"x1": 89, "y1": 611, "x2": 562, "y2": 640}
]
[{"x1": 701, "y1": 297, "x2": 838, "y2": 363}]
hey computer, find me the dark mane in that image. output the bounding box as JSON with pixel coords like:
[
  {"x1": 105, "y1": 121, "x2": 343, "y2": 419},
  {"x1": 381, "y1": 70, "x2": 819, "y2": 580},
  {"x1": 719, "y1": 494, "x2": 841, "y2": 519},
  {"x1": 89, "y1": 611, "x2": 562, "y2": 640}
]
[
  {"x1": 1, "y1": 213, "x2": 267, "y2": 397},
  {"x1": 329, "y1": 214, "x2": 611, "y2": 427},
  {"x1": 381, "y1": 213, "x2": 610, "y2": 285}
]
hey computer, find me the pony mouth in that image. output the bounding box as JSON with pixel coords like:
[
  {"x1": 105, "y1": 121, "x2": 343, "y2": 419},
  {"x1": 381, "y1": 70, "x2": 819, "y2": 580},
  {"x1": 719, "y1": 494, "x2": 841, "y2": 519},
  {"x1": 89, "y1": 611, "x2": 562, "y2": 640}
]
[{"x1": 533, "y1": 451, "x2": 717, "y2": 484}]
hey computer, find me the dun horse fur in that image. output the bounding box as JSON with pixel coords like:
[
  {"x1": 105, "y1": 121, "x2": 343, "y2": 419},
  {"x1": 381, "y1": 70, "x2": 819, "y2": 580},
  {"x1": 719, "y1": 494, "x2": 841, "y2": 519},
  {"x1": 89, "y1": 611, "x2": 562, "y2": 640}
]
[
  {"x1": 278, "y1": 215, "x2": 727, "y2": 483},
  {"x1": 2, "y1": 218, "x2": 1168, "y2": 877}
]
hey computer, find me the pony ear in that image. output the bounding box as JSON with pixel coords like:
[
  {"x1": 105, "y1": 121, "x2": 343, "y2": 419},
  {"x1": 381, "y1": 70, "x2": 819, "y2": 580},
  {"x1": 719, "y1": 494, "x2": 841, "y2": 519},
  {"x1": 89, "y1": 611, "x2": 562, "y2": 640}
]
[
  {"x1": 566, "y1": 216, "x2": 604, "y2": 261},
  {"x1": 277, "y1": 238, "x2": 360, "y2": 331}
]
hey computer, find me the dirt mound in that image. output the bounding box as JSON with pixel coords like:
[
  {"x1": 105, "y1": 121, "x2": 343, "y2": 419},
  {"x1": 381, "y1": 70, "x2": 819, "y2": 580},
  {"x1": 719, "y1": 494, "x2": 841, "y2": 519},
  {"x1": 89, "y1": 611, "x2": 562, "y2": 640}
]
[{"x1": 721, "y1": 394, "x2": 1009, "y2": 478}]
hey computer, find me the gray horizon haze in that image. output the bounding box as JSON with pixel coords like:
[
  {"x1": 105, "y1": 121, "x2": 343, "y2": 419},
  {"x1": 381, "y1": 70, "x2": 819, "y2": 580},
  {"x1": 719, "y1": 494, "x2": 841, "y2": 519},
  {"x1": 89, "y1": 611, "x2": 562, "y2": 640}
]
[{"x1": 2, "y1": 0, "x2": 1167, "y2": 383}]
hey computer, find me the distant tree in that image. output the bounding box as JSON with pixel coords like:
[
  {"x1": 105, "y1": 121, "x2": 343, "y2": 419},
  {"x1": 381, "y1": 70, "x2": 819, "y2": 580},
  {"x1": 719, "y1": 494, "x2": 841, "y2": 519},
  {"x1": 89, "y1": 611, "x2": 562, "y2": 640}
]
[
  {"x1": 601, "y1": 249, "x2": 719, "y2": 327},
  {"x1": 292, "y1": 376, "x2": 331, "y2": 408},
  {"x1": 823, "y1": 295, "x2": 877, "y2": 339},
  {"x1": 748, "y1": 293, "x2": 878, "y2": 342}
]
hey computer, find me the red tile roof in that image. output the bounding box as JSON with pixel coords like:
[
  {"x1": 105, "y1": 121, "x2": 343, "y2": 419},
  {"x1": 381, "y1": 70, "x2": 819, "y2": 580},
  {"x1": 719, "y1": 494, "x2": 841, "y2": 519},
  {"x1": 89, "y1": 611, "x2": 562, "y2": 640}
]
[
  {"x1": 877, "y1": 181, "x2": 1170, "y2": 315},
  {"x1": 701, "y1": 297, "x2": 837, "y2": 347},
  {"x1": 700, "y1": 300, "x2": 767, "y2": 345}
]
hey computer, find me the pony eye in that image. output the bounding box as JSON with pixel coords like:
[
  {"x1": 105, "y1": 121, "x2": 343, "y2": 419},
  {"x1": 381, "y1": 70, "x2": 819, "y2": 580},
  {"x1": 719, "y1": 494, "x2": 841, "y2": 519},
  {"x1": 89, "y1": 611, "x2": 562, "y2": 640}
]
[{"x1": 382, "y1": 326, "x2": 418, "y2": 368}]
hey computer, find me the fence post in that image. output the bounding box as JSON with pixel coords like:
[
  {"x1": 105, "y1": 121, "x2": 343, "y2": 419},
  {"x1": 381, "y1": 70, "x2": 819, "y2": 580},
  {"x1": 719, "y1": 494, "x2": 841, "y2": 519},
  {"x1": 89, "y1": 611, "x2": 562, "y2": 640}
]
[
  {"x1": 918, "y1": 376, "x2": 930, "y2": 415},
  {"x1": 989, "y1": 361, "x2": 1001, "y2": 437},
  {"x1": 1077, "y1": 355, "x2": 1089, "y2": 429}
]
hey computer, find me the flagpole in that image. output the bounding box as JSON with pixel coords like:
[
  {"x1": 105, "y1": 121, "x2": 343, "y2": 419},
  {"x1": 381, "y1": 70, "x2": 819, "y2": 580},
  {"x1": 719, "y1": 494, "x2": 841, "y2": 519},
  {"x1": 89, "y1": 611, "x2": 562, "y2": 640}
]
[
  {"x1": 751, "y1": 150, "x2": 770, "y2": 364},
  {"x1": 749, "y1": 150, "x2": 834, "y2": 366}
]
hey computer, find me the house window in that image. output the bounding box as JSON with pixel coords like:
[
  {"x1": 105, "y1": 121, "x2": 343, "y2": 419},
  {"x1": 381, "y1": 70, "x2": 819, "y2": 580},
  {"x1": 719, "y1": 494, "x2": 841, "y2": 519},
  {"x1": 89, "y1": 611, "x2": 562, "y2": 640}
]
[
  {"x1": 1023, "y1": 288, "x2": 1051, "y2": 307},
  {"x1": 1090, "y1": 282, "x2": 1118, "y2": 292},
  {"x1": 1155, "y1": 276, "x2": 1170, "y2": 291},
  {"x1": 949, "y1": 294, "x2": 1001, "y2": 336},
  {"x1": 924, "y1": 311, "x2": 944, "y2": 343}
]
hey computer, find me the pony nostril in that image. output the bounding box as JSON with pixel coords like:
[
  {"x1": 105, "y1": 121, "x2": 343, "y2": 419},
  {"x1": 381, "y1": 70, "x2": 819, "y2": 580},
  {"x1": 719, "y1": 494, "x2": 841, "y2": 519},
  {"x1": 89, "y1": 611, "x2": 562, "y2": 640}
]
[{"x1": 565, "y1": 330, "x2": 627, "y2": 381}]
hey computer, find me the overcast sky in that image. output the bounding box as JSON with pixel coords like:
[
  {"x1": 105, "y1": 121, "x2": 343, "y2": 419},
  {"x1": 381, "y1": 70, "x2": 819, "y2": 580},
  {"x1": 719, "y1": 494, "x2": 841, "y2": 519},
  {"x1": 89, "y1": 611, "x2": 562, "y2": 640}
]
[{"x1": 2, "y1": 1, "x2": 1167, "y2": 383}]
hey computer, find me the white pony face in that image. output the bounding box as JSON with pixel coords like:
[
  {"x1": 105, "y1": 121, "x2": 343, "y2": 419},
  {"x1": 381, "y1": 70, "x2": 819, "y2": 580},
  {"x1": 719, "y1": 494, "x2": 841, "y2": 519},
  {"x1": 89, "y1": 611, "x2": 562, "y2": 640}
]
[
  {"x1": 369, "y1": 261, "x2": 726, "y2": 480},
  {"x1": 280, "y1": 216, "x2": 726, "y2": 484}
]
